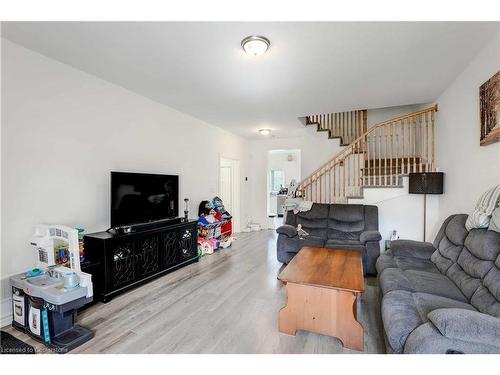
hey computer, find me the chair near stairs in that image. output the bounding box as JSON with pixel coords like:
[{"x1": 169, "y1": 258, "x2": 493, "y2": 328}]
[{"x1": 298, "y1": 105, "x2": 439, "y2": 203}]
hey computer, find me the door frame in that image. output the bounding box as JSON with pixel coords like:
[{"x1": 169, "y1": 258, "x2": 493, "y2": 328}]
[
  {"x1": 266, "y1": 149, "x2": 302, "y2": 217},
  {"x1": 218, "y1": 155, "x2": 241, "y2": 233}
]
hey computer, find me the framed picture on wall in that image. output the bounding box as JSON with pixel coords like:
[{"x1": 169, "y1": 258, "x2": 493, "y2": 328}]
[{"x1": 480, "y1": 70, "x2": 500, "y2": 146}]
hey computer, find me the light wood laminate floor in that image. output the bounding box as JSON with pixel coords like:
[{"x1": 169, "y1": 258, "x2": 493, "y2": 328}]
[{"x1": 4, "y1": 230, "x2": 386, "y2": 354}]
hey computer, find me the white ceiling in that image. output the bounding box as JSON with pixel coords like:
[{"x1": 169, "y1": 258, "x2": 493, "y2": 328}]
[{"x1": 2, "y1": 22, "x2": 498, "y2": 139}]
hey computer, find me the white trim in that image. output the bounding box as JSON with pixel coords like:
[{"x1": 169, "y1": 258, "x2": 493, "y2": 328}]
[
  {"x1": 1, "y1": 275, "x2": 14, "y2": 328},
  {"x1": 218, "y1": 155, "x2": 241, "y2": 233},
  {"x1": 1, "y1": 296, "x2": 13, "y2": 328}
]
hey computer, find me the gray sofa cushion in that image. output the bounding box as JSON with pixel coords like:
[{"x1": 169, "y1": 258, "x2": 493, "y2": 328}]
[
  {"x1": 376, "y1": 251, "x2": 440, "y2": 275},
  {"x1": 325, "y1": 239, "x2": 362, "y2": 246},
  {"x1": 432, "y1": 215, "x2": 457, "y2": 248},
  {"x1": 379, "y1": 268, "x2": 467, "y2": 302},
  {"x1": 391, "y1": 240, "x2": 436, "y2": 260},
  {"x1": 275, "y1": 224, "x2": 297, "y2": 238},
  {"x1": 443, "y1": 214, "x2": 469, "y2": 245},
  {"x1": 483, "y1": 255, "x2": 500, "y2": 302},
  {"x1": 465, "y1": 228, "x2": 500, "y2": 261},
  {"x1": 363, "y1": 205, "x2": 379, "y2": 231},
  {"x1": 427, "y1": 308, "x2": 500, "y2": 348},
  {"x1": 376, "y1": 251, "x2": 397, "y2": 273},
  {"x1": 327, "y1": 204, "x2": 364, "y2": 241},
  {"x1": 470, "y1": 285, "x2": 500, "y2": 318},
  {"x1": 382, "y1": 290, "x2": 476, "y2": 353},
  {"x1": 430, "y1": 214, "x2": 468, "y2": 274},
  {"x1": 469, "y1": 251, "x2": 500, "y2": 318},
  {"x1": 284, "y1": 203, "x2": 330, "y2": 238},
  {"x1": 446, "y1": 228, "x2": 500, "y2": 303},
  {"x1": 279, "y1": 235, "x2": 325, "y2": 254}
]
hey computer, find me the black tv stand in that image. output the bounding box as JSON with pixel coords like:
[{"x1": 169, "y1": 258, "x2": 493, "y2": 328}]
[
  {"x1": 111, "y1": 217, "x2": 185, "y2": 235},
  {"x1": 84, "y1": 219, "x2": 198, "y2": 302}
]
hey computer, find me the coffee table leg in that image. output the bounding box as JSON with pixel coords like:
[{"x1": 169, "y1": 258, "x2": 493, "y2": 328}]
[
  {"x1": 279, "y1": 283, "x2": 298, "y2": 335},
  {"x1": 279, "y1": 282, "x2": 364, "y2": 351},
  {"x1": 340, "y1": 292, "x2": 364, "y2": 351}
]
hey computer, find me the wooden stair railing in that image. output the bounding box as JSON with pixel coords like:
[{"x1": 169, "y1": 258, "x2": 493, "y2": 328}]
[
  {"x1": 306, "y1": 110, "x2": 368, "y2": 146},
  {"x1": 297, "y1": 105, "x2": 438, "y2": 204}
]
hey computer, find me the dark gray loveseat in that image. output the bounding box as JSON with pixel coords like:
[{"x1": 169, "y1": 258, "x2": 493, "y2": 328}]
[
  {"x1": 276, "y1": 203, "x2": 381, "y2": 275},
  {"x1": 377, "y1": 214, "x2": 500, "y2": 353}
]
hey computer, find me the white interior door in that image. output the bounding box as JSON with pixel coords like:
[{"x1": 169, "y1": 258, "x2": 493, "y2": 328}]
[
  {"x1": 219, "y1": 157, "x2": 240, "y2": 232},
  {"x1": 220, "y1": 166, "x2": 233, "y2": 214}
]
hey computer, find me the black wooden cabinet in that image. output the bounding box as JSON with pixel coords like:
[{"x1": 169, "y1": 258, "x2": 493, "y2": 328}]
[{"x1": 84, "y1": 220, "x2": 198, "y2": 302}]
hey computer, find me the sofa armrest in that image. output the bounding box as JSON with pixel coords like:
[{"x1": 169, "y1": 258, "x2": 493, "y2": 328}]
[
  {"x1": 276, "y1": 224, "x2": 297, "y2": 238},
  {"x1": 360, "y1": 230, "x2": 381, "y2": 244},
  {"x1": 427, "y1": 308, "x2": 500, "y2": 348},
  {"x1": 391, "y1": 239, "x2": 436, "y2": 260}
]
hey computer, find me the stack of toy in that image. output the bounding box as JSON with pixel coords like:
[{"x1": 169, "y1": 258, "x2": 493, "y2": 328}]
[
  {"x1": 197, "y1": 197, "x2": 233, "y2": 256},
  {"x1": 76, "y1": 227, "x2": 85, "y2": 262}
]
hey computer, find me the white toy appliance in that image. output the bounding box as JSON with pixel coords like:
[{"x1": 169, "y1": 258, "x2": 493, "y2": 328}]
[{"x1": 10, "y1": 225, "x2": 94, "y2": 352}]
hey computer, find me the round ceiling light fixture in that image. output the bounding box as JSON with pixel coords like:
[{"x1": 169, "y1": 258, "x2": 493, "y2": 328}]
[
  {"x1": 259, "y1": 129, "x2": 272, "y2": 136},
  {"x1": 241, "y1": 35, "x2": 270, "y2": 56}
]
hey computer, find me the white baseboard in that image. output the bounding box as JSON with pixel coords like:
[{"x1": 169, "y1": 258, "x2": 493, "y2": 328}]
[
  {"x1": 1, "y1": 276, "x2": 13, "y2": 328},
  {"x1": 1, "y1": 296, "x2": 12, "y2": 328}
]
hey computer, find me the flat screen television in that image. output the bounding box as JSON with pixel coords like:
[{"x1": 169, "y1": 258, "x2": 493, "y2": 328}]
[{"x1": 111, "y1": 172, "x2": 179, "y2": 227}]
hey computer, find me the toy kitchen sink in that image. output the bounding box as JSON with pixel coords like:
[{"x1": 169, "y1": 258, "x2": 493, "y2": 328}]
[{"x1": 10, "y1": 225, "x2": 94, "y2": 353}]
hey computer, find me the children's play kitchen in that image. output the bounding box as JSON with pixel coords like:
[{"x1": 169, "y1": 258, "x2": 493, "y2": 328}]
[{"x1": 10, "y1": 225, "x2": 94, "y2": 352}]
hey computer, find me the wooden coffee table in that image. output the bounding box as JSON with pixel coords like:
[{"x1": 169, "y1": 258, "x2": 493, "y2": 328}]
[{"x1": 277, "y1": 247, "x2": 365, "y2": 351}]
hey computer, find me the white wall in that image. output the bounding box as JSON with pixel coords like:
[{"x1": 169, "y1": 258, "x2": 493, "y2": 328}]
[
  {"x1": 0, "y1": 40, "x2": 251, "y2": 325},
  {"x1": 366, "y1": 104, "x2": 428, "y2": 129},
  {"x1": 267, "y1": 150, "x2": 301, "y2": 189},
  {"x1": 351, "y1": 177, "x2": 440, "y2": 245},
  {"x1": 436, "y1": 26, "x2": 500, "y2": 223}
]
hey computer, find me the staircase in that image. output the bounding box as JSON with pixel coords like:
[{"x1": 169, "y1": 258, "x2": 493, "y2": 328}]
[
  {"x1": 305, "y1": 109, "x2": 368, "y2": 146},
  {"x1": 297, "y1": 105, "x2": 438, "y2": 203}
]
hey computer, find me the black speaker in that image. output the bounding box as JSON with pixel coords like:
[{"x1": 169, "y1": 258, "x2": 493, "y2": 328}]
[{"x1": 409, "y1": 172, "x2": 444, "y2": 195}]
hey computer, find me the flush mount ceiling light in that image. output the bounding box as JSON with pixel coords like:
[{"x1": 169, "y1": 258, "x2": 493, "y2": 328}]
[
  {"x1": 259, "y1": 129, "x2": 271, "y2": 135},
  {"x1": 241, "y1": 35, "x2": 270, "y2": 56}
]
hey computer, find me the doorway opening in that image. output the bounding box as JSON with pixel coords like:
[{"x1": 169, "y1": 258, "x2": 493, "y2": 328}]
[
  {"x1": 267, "y1": 149, "x2": 301, "y2": 227},
  {"x1": 219, "y1": 156, "x2": 241, "y2": 233}
]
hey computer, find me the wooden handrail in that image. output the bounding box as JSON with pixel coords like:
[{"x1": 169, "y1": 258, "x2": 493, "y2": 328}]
[
  {"x1": 369, "y1": 105, "x2": 438, "y2": 131},
  {"x1": 297, "y1": 104, "x2": 438, "y2": 203},
  {"x1": 301, "y1": 105, "x2": 438, "y2": 184}
]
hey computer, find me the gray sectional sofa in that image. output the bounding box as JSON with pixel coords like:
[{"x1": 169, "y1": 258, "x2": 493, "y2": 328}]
[
  {"x1": 377, "y1": 214, "x2": 500, "y2": 353},
  {"x1": 276, "y1": 203, "x2": 381, "y2": 275}
]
